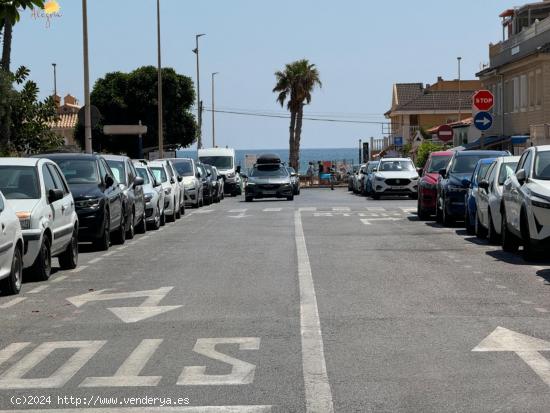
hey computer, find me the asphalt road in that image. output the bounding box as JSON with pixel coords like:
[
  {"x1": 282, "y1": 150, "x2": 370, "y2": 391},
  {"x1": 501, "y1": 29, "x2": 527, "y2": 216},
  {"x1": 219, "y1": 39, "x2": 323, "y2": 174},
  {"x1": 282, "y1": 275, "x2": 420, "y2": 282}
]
[{"x1": 0, "y1": 188, "x2": 549, "y2": 413}]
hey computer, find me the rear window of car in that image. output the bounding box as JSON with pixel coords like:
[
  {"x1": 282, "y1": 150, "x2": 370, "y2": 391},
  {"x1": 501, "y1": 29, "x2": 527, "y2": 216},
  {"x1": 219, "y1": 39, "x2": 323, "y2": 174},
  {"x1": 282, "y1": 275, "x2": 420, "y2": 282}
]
[
  {"x1": 173, "y1": 161, "x2": 194, "y2": 177},
  {"x1": 0, "y1": 166, "x2": 40, "y2": 199},
  {"x1": 56, "y1": 159, "x2": 100, "y2": 184},
  {"x1": 450, "y1": 155, "x2": 492, "y2": 174},
  {"x1": 427, "y1": 155, "x2": 452, "y2": 173}
]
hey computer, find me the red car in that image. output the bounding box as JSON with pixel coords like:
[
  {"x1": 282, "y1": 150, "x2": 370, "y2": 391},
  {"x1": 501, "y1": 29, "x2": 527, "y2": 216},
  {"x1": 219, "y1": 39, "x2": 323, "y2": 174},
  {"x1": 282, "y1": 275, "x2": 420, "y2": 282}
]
[{"x1": 417, "y1": 151, "x2": 453, "y2": 220}]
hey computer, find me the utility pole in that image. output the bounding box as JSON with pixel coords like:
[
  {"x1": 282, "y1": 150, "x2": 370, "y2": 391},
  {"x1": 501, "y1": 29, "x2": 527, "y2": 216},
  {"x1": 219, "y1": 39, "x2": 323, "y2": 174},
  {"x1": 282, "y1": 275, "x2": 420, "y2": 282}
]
[
  {"x1": 156, "y1": 0, "x2": 164, "y2": 158},
  {"x1": 82, "y1": 0, "x2": 92, "y2": 153},
  {"x1": 193, "y1": 34, "x2": 205, "y2": 149},
  {"x1": 457, "y1": 57, "x2": 462, "y2": 122},
  {"x1": 211, "y1": 72, "x2": 218, "y2": 147},
  {"x1": 52, "y1": 63, "x2": 57, "y2": 97}
]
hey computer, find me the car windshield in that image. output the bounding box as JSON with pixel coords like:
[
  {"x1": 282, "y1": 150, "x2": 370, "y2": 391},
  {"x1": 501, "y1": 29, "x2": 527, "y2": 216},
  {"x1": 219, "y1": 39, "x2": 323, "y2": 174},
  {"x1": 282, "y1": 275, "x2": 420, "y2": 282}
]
[
  {"x1": 0, "y1": 166, "x2": 40, "y2": 199},
  {"x1": 106, "y1": 160, "x2": 127, "y2": 185},
  {"x1": 427, "y1": 155, "x2": 452, "y2": 173},
  {"x1": 151, "y1": 166, "x2": 167, "y2": 183},
  {"x1": 56, "y1": 159, "x2": 100, "y2": 184},
  {"x1": 135, "y1": 167, "x2": 151, "y2": 185},
  {"x1": 379, "y1": 160, "x2": 415, "y2": 172},
  {"x1": 250, "y1": 165, "x2": 289, "y2": 178},
  {"x1": 450, "y1": 155, "x2": 493, "y2": 174},
  {"x1": 199, "y1": 156, "x2": 233, "y2": 169},
  {"x1": 367, "y1": 163, "x2": 378, "y2": 173},
  {"x1": 173, "y1": 161, "x2": 194, "y2": 177},
  {"x1": 534, "y1": 151, "x2": 550, "y2": 180},
  {"x1": 498, "y1": 162, "x2": 519, "y2": 185}
]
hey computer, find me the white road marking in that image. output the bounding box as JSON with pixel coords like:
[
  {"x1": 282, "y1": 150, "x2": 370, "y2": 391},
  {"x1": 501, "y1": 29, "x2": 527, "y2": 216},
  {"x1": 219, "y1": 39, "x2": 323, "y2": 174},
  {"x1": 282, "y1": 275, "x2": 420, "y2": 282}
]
[
  {"x1": 263, "y1": 208, "x2": 282, "y2": 212},
  {"x1": 361, "y1": 218, "x2": 402, "y2": 225},
  {"x1": 473, "y1": 327, "x2": 550, "y2": 389},
  {"x1": 229, "y1": 209, "x2": 247, "y2": 213},
  {"x1": 0, "y1": 340, "x2": 106, "y2": 389},
  {"x1": 81, "y1": 339, "x2": 163, "y2": 387},
  {"x1": 314, "y1": 213, "x2": 333, "y2": 217},
  {"x1": 0, "y1": 297, "x2": 26, "y2": 309},
  {"x1": 332, "y1": 207, "x2": 350, "y2": 212},
  {"x1": 521, "y1": 300, "x2": 535, "y2": 305},
  {"x1": 496, "y1": 285, "x2": 507, "y2": 289},
  {"x1": 195, "y1": 209, "x2": 214, "y2": 214},
  {"x1": 294, "y1": 211, "x2": 334, "y2": 412},
  {"x1": 102, "y1": 251, "x2": 117, "y2": 257},
  {"x1": 178, "y1": 338, "x2": 260, "y2": 385},
  {"x1": 473, "y1": 271, "x2": 483, "y2": 275},
  {"x1": 70, "y1": 265, "x2": 88, "y2": 273},
  {"x1": 367, "y1": 207, "x2": 385, "y2": 211},
  {"x1": 0, "y1": 342, "x2": 30, "y2": 367},
  {"x1": 400, "y1": 207, "x2": 417, "y2": 213},
  {"x1": 0, "y1": 407, "x2": 273, "y2": 413},
  {"x1": 27, "y1": 285, "x2": 48, "y2": 294},
  {"x1": 299, "y1": 207, "x2": 317, "y2": 212},
  {"x1": 88, "y1": 257, "x2": 102, "y2": 264},
  {"x1": 535, "y1": 308, "x2": 549, "y2": 313},
  {"x1": 52, "y1": 276, "x2": 68, "y2": 283},
  {"x1": 116, "y1": 245, "x2": 128, "y2": 251}
]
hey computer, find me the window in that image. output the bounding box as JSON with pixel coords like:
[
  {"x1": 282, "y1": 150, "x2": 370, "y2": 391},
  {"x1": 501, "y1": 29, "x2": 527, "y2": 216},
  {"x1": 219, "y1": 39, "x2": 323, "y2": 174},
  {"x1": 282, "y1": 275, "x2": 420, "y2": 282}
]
[
  {"x1": 523, "y1": 150, "x2": 534, "y2": 177},
  {"x1": 57, "y1": 159, "x2": 100, "y2": 184},
  {"x1": 513, "y1": 77, "x2": 520, "y2": 112},
  {"x1": 0, "y1": 166, "x2": 40, "y2": 199},
  {"x1": 48, "y1": 164, "x2": 68, "y2": 194},
  {"x1": 106, "y1": 160, "x2": 126, "y2": 185},
  {"x1": 42, "y1": 164, "x2": 57, "y2": 194},
  {"x1": 536, "y1": 70, "x2": 543, "y2": 106},
  {"x1": 0, "y1": 193, "x2": 3, "y2": 212},
  {"x1": 529, "y1": 72, "x2": 535, "y2": 108},
  {"x1": 98, "y1": 160, "x2": 109, "y2": 182},
  {"x1": 520, "y1": 75, "x2": 528, "y2": 110}
]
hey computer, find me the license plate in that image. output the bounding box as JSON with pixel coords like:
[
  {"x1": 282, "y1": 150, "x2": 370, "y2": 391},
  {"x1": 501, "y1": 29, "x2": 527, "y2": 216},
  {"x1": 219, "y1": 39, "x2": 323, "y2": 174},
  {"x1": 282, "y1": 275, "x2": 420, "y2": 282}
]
[
  {"x1": 263, "y1": 190, "x2": 277, "y2": 195},
  {"x1": 391, "y1": 186, "x2": 407, "y2": 190}
]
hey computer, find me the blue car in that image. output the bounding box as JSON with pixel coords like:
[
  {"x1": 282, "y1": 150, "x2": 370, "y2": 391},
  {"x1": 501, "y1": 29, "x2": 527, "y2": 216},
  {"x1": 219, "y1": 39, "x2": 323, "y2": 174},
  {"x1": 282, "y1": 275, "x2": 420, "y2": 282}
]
[
  {"x1": 464, "y1": 158, "x2": 497, "y2": 234},
  {"x1": 436, "y1": 150, "x2": 509, "y2": 226}
]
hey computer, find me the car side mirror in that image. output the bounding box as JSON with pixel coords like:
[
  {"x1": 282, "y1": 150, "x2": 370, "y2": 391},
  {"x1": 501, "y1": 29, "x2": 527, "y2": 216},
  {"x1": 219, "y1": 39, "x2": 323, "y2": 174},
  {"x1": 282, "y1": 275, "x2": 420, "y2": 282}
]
[
  {"x1": 134, "y1": 176, "x2": 144, "y2": 186},
  {"x1": 170, "y1": 177, "x2": 175, "y2": 184},
  {"x1": 48, "y1": 188, "x2": 64, "y2": 203},
  {"x1": 479, "y1": 180, "x2": 490, "y2": 190},
  {"x1": 439, "y1": 169, "x2": 447, "y2": 178},
  {"x1": 236, "y1": 166, "x2": 241, "y2": 174},
  {"x1": 105, "y1": 175, "x2": 114, "y2": 188},
  {"x1": 195, "y1": 172, "x2": 201, "y2": 179},
  {"x1": 516, "y1": 169, "x2": 526, "y2": 184},
  {"x1": 177, "y1": 175, "x2": 183, "y2": 182}
]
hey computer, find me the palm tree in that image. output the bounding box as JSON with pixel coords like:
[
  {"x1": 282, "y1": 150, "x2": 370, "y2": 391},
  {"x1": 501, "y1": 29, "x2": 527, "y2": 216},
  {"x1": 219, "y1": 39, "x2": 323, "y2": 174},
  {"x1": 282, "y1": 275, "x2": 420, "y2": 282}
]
[{"x1": 273, "y1": 59, "x2": 321, "y2": 171}]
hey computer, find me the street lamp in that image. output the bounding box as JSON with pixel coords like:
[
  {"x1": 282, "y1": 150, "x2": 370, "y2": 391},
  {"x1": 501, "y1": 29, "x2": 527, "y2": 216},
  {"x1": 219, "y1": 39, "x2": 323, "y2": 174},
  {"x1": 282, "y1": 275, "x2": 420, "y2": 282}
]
[
  {"x1": 82, "y1": 0, "x2": 92, "y2": 153},
  {"x1": 457, "y1": 57, "x2": 462, "y2": 122},
  {"x1": 52, "y1": 63, "x2": 57, "y2": 98},
  {"x1": 157, "y1": 0, "x2": 164, "y2": 158},
  {"x1": 193, "y1": 34, "x2": 205, "y2": 150},
  {"x1": 211, "y1": 72, "x2": 219, "y2": 148}
]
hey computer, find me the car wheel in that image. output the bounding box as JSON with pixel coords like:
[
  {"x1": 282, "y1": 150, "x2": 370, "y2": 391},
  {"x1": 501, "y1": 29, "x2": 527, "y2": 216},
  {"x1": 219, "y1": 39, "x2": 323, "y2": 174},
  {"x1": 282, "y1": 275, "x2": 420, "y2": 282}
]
[
  {"x1": 417, "y1": 198, "x2": 429, "y2": 221},
  {"x1": 521, "y1": 212, "x2": 538, "y2": 261},
  {"x1": 93, "y1": 210, "x2": 110, "y2": 251},
  {"x1": 442, "y1": 200, "x2": 454, "y2": 227},
  {"x1": 136, "y1": 210, "x2": 147, "y2": 234},
  {"x1": 464, "y1": 206, "x2": 475, "y2": 235},
  {"x1": 160, "y1": 211, "x2": 166, "y2": 226},
  {"x1": 287, "y1": 195, "x2": 294, "y2": 201},
  {"x1": 126, "y1": 210, "x2": 135, "y2": 240},
  {"x1": 409, "y1": 193, "x2": 418, "y2": 200},
  {"x1": 0, "y1": 246, "x2": 23, "y2": 295},
  {"x1": 112, "y1": 212, "x2": 126, "y2": 245},
  {"x1": 58, "y1": 228, "x2": 79, "y2": 270},
  {"x1": 475, "y1": 212, "x2": 487, "y2": 239},
  {"x1": 245, "y1": 196, "x2": 254, "y2": 202},
  {"x1": 30, "y1": 235, "x2": 52, "y2": 281},
  {"x1": 501, "y1": 208, "x2": 519, "y2": 253},
  {"x1": 371, "y1": 193, "x2": 380, "y2": 200},
  {"x1": 487, "y1": 209, "x2": 499, "y2": 244}
]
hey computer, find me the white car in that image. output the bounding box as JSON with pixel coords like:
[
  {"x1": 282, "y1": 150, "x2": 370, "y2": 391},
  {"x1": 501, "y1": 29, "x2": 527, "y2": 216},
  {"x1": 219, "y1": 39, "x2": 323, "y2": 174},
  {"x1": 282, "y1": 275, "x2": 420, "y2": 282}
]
[
  {"x1": 501, "y1": 146, "x2": 550, "y2": 260},
  {"x1": 0, "y1": 190, "x2": 24, "y2": 295},
  {"x1": 149, "y1": 161, "x2": 180, "y2": 223},
  {"x1": 354, "y1": 164, "x2": 367, "y2": 194},
  {"x1": 162, "y1": 160, "x2": 185, "y2": 216},
  {"x1": 167, "y1": 158, "x2": 203, "y2": 208},
  {"x1": 134, "y1": 162, "x2": 165, "y2": 230},
  {"x1": 370, "y1": 158, "x2": 419, "y2": 200},
  {"x1": 0, "y1": 158, "x2": 79, "y2": 280},
  {"x1": 475, "y1": 156, "x2": 520, "y2": 243}
]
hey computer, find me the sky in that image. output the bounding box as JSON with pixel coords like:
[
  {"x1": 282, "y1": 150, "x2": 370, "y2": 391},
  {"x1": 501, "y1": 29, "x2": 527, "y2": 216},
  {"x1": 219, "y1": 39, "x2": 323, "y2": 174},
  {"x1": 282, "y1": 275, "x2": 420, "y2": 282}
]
[{"x1": 11, "y1": 0, "x2": 508, "y2": 149}]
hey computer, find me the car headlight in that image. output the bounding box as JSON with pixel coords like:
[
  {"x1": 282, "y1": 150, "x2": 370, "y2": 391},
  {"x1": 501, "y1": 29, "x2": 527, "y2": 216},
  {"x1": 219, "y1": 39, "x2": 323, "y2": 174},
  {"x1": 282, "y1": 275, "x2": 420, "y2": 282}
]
[
  {"x1": 531, "y1": 194, "x2": 550, "y2": 209},
  {"x1": 16, "y1": 211, "x2": 32, "y2": 230},
  {"x1": 412, "y1": 176, "x2": 419, "y2": 180},
  {"x1": 76, "y1": 198, "x2": 102, "y2": 209},
  {"x1": 164, "y1": 187, "x2": 172, "y2": 195},
  {"x1": 144, "y1": 193, "x2": 153, "y2": 202}
]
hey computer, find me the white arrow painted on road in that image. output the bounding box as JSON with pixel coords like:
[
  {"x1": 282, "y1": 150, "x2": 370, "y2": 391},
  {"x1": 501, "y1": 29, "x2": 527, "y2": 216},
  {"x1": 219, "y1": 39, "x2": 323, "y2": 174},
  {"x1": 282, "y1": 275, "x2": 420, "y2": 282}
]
[
  {"x1": 473, "y1": 327, "x2": 550, "y2": 388},
  {"x1": 361, "y1": 218, "x2": 402, "y2": 225},
  {"x1": 67, "y1": 287, "x2": 181, "y2": 323}
]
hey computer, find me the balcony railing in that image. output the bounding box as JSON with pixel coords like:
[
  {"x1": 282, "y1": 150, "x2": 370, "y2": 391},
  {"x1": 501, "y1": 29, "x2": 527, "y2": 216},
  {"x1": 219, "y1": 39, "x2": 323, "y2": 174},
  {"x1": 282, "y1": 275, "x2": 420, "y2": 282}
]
[{"x1": 490, "y1": 16, "x2": 550, "y2": 60}]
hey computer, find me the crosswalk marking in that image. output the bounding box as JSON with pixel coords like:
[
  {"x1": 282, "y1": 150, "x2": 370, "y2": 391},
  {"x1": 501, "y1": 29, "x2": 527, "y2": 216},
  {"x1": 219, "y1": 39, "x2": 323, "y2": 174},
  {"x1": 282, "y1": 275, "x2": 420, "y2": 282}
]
[
  {"x1": 52, "y1": 275, "x2": 68, "y2": 283},
  {"x1": 332, "y1": 207, "x2": 350, "y2": 212},
  {"x1": 299, "y1": 207, "x2": 317, "y2": 212},
  {"x1": 229, "y1": 209, "x2": 247, "y2": 213},
  {"x1": 27, "y1": 285, "x2": 48, "y2": 294},
  {"x1": 263, "y1": 208, "x2": 282, "y2": 212},
  {"x1": 0, "y1": 297, "x2": 26, "y2": 309}
]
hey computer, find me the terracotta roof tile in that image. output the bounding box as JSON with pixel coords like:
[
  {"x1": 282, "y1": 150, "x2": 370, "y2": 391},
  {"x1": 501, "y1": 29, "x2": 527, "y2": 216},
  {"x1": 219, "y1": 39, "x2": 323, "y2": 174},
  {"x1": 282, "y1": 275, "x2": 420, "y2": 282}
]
[{"x1": 49, "y1": 113, "x2": 78, "y2": 129}]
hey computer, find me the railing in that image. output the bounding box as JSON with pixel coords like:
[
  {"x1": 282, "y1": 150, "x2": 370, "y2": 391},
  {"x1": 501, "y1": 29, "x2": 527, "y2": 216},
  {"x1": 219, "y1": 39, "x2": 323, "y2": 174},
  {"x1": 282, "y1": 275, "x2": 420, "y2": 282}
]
[{"x1": 490, "y1": 16, "x2": 550, "y2": 57}]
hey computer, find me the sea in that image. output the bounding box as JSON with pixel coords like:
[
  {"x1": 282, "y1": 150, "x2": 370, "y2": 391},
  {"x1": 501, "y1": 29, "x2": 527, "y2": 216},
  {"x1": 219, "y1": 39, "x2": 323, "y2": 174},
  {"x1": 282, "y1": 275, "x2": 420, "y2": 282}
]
[{"x1": 176, "y1": 148, "x2": 360, "y2": 174}]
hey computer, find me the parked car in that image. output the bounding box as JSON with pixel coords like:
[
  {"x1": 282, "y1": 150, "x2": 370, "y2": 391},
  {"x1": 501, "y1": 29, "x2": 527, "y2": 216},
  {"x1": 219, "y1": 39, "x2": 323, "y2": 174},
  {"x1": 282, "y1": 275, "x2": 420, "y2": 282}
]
[
  {"x1": 287, "y1": 167, "x2": 301, "y2": 195},
  {"x1": 243, "y1": 154, "x2": 294, "y2": 201},
  {"x1": 0, "y1": 158, "x2": 79, "y2": 280},
  {"x1": 348, "y1": 165, "x2": 359, "y2": 191},
  {"x1": 162, "y1": 160, "x2": 185, "y2": 215},
  {"x1": 363, "y1": 161, "x2": 381, "y2": 196},
  {"x1": 501, "y1": 145, "x2": 550, "y2": 260},
  {"x1": 134, "y1": 162, "x2": 165, "y2": 230},
  {"x1": 204, "y1": 164, "x2": 224, "y2": 203},
  {"x1": 196, "y1": 163, "x2": 214, "y2": 206},
  {"x1": 475, "y1": 156, "x2": 520, "y2": 242},
  {"x1": 436, "y1": 150, "x2": 508, "y2": 226},
  {"x1": 198, "y1": 147, "x2": 241, "y2": 196},
  {"x1": 0, "y1": 190, "x2": 24, "y2": 295},
  {"x1": 103, "y1": 155, "x2": 146, "y2": 238},
  {"x1": 370, "y1": 158, "x2": 419, "y2": 200},
  {"x1": 212, "y1": 166, "x2": 225, "y2": 202},
  {"x1": 464, "y1": 158, "x2": 498, "y2": 234},
  {"x1": 353, "y1": 164, "x2": 367, "y2": 194},
  {"x1": 167, "y1": 158, "x2": 203, "y2": 208},
  {"x1": 149, "y1": 161, "x2": 180, "y2": 222},
  {"x1": 417, "y1": 151, "x2": 453, "y2": 220},
  {"x1": 39, "y1": 153, "x2": 126, "y2": 250}
]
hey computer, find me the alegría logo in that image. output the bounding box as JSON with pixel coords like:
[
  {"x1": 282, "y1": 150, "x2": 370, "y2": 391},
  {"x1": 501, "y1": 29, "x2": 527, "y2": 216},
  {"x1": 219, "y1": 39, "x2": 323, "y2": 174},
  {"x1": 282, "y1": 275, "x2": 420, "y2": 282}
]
[{"x1": 32, "y1": 0, "x2": 62, "y2": 28}]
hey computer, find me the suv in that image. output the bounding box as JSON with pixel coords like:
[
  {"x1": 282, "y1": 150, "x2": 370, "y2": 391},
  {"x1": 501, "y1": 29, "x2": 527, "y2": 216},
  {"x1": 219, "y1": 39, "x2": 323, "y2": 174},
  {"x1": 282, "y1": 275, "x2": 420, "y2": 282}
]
[
  {"x1": 243, "y1": 154, "x2": 294, "y2": 202},
  {"x1": 417, "y1": 151, "x2": 453, "y2": 220},
  {"x1": 370, "y1": 158, "x2": 419, "y2": 200},
  {"x1": 363, "y1": 161, "x2": 381, "y2": 196},
  {"x1": 0, "y1": 190, "x2": 24, "y2": 295},
  {"x1": 464, "y1": 158, "x2": 497, "y2": 234},
  {"x1": 501, "y1": 145, "x2": 550, "y2": 260},
  {"x1": 0, "y1": 158, "x2": 79, "y2": 280},
  {"x1": 103, "y1": 155, "x2": 146, "y2": 238},
  {"x1": 167, "y1": 158, "x2": 203, "y2": 208},
  {"x1": 38, "y1": 153, "x2": 126, "y2": 251},
  {"x1": 436, "y1": 150, "x2": 508, "y2": 226}
]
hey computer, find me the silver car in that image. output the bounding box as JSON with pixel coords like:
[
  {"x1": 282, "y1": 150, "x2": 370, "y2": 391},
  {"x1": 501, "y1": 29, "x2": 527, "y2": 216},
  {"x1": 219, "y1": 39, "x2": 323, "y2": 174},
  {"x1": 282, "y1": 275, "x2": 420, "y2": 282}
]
[
  {"x1": 149, "y1": 161, "x2": 180, "y2": 223},
  {"x1": 166, "y1": 158, "x2": 203, "y2": 208},
  {"x1": 134, "y1": 162, "x2": 165, "y2": 230}
]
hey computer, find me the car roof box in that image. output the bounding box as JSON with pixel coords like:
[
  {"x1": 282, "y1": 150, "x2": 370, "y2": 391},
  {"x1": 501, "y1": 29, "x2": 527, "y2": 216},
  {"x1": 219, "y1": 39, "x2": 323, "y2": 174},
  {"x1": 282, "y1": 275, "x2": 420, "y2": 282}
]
[{"x1": 256, "y1": 153, "x2": 281, "y2": 164}]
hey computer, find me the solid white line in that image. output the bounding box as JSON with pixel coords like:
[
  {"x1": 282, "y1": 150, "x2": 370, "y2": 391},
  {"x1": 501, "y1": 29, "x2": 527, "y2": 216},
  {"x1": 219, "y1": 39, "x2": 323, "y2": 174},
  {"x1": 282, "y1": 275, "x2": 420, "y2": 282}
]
[
  {"x1": 0, "y1": 297, "x2": 26, "y2": 309},
  {"x1": 52, "y1": 275, "x2": 68, "y2": 283},
  {"x1": 27, "y1": 285, "x2": 48, "y2": 294},
  {"x1": 102, "y1": 251, "x2": 117, "y2": 257},
  {"x1": 294, "y1": 211, "x2": 334, "y2": 413},
  {"x1": 88, "y1": 257, "x2": 102, "y2": 264},
  {"x1": 0, "y1": 407, "x2": 272, "y2": 413},
  {"x1": 70, "y1": 266, "x2": 88, "y2": 273}
]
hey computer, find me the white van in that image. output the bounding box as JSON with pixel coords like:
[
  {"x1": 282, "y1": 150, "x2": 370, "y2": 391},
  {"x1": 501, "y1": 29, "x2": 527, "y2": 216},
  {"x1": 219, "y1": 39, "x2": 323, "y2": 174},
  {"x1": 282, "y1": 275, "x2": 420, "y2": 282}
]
[{"x1": 198, "y1": 148, "x2": 241, "y2": 196}]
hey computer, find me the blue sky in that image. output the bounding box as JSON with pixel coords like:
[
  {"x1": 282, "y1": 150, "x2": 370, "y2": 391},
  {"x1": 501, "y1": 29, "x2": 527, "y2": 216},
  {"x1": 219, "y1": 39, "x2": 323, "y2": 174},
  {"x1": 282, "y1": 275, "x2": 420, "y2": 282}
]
[{"x1": 12, "y1": 0, "x2": 506, "y2": 149}]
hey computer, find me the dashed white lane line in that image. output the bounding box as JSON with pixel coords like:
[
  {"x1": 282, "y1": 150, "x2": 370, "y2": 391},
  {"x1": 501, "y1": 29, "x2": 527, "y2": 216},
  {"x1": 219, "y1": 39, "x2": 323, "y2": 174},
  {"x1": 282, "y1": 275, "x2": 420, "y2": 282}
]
[
  {"x1": 229, "y1": 209, "x2": 247, "y2": 213},
  {"x1": 299, "y1": 207, "x2": 317, "y2": 212},
  {"x1": 400, "y1": 207, "x2": 417, "y2": 213},
  {"x1": 116, "y1": 245, "x2": 128, "y2": 251},
  {"x1": 52, "y1": 275, "x2": 68, "y2": 283},
  {"x1": 367, "y1": 207, "x2": 385, "y2": 211},
  {"x1": 535, "y1": 308, "x2": 549, "y2": 313},
  {"x1": 496, "y1": 285, "x2": 507, "y2": 289},
  {"x1": 263, "y1": 208, "x2": 282, "y2": 212},
  {"x1": 70, "y1": 266, "x2": 88, "y2": 273},
  {"x1": 88, "y1": 257, "x2": 101, "y2": 264},
  {"x1": 294, "y1": 211, "x2": 334, "y2": 413},
  {"x1": 27, "y1": 285, "x2": 48, "y2": 294},
  {"x1": 0, "y1": 297, "x2": 26, "y2": 309},
  {"x1": 521, "y1": 300, "x2": 535, "y2": 305}
]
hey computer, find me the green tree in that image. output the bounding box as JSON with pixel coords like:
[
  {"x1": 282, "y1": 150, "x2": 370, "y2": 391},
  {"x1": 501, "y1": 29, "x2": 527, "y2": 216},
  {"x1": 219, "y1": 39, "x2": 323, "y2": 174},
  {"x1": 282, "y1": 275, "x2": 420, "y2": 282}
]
[
  {"x1": 273, "y1": 59, "x2": 321, "y2": 170},
  {"x1": 416, "y1": 141, "x2": 445, "y2": 168},
  {"x1": 76, "y1": 66, "x2": 196, "y2": 156}
]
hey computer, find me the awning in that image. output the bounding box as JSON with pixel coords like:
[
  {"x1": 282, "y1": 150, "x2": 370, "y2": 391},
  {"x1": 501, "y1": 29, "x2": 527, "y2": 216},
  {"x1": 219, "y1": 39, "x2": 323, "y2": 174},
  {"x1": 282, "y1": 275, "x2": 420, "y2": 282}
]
[
  {"x1": 511, "y1": 135, "x2": 529, "y2": 145},
  {"x1": 463, "y1": 135, "x2": 510, "y2": 150}
]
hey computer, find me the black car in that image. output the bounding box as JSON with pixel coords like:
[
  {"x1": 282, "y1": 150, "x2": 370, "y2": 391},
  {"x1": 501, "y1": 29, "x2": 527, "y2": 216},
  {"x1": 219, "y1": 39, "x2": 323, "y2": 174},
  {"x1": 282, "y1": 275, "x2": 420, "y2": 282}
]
[
  {"x1": 243, "y1": 154, "x2": 294, "y2": 202},
  {"x1": 36, "y1": 153, "x2": 126, "y2": 250},
  {"x1": 204, "y1": 164, "x2": 224, "y2": 203},
  {"x1": 196, "y1": 163, "x2": 213, "y2": 205},
  {"x1": 103, "y1": 155, "x2": 146, "y2": 239}
]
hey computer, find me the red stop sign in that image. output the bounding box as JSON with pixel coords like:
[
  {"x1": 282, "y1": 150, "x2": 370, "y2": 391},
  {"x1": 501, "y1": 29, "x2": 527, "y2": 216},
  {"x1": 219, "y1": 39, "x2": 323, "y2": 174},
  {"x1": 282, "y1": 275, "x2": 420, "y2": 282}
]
[
  {"x1": 437, "y1": 125, "x2": 453, "y2": 142},
  {"x1": 473, "y1": 90, "x2": 494, "y2": 111}
]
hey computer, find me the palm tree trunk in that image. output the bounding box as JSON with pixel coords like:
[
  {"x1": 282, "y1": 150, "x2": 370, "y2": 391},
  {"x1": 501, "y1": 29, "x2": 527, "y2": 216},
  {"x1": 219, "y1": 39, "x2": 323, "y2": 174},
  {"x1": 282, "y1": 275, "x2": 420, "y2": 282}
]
[
  {"x1": 288, "y1": 108, "x2": 297, "y2": 168},
  {"x1": 1, "y1": 19, "x2": 13, "y2": 72},
  {"x1": 293, "y1": 104, "x2": 304, "y2": 171}
]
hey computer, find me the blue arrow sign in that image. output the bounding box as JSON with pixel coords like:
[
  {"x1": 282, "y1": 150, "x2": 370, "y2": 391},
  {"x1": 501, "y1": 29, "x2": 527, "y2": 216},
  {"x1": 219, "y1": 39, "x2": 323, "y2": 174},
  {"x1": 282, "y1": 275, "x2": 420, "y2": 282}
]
[{"x1": 474, "y1": 111, "x2": 493, "y2": 131}]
